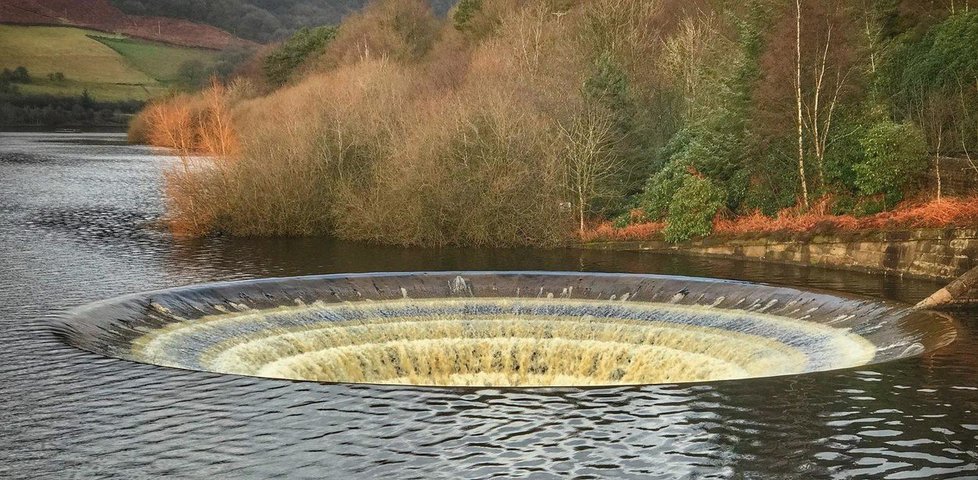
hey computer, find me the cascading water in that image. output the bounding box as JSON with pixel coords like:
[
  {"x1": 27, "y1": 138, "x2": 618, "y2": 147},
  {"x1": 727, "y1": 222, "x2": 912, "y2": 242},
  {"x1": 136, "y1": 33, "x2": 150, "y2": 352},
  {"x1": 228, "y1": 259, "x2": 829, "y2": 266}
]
[{"x1": 54, "y1": 272, "x2": 957, "y2": 387}]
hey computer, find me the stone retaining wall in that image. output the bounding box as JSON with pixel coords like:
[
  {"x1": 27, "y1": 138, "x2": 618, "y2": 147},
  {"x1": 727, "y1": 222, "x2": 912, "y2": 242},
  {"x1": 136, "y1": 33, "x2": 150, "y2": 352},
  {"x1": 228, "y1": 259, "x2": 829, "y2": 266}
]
[{"x1": 584, "y1": 229, "x2": 978, "y2": 282}]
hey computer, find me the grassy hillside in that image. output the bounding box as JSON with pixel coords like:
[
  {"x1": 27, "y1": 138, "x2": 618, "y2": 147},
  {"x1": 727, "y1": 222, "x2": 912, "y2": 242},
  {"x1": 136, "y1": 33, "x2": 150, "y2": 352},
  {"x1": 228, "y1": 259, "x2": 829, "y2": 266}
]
[
  {"x1": 2, "y1": 0, "x2": 252, "y2": 49},
  {"x1": 0, "y1": 25, "x2": 218, "y2": 101},
  {"x1": 110, "y1": 0, "x2": 457, "y2": 43},
  {"x1": 0, "y1": 26, "x2": 152, "y2": 84},
  {"x1": 92, "y1": 36, "x2": 219, "y2": 83}
]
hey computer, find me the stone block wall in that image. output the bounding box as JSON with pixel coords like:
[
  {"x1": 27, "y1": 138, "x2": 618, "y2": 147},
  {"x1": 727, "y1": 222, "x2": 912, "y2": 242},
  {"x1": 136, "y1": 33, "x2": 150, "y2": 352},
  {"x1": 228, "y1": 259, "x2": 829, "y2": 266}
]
[{"x1": 584, "y1": 229, "x2": 978, "y2": 282}]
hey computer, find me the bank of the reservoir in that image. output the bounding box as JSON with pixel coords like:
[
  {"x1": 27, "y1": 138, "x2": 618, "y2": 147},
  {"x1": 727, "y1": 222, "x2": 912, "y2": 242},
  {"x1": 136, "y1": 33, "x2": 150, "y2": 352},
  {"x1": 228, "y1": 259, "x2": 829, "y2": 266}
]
[{"x1": 583, "y1": 228, "x2": 978, "y2": 306}]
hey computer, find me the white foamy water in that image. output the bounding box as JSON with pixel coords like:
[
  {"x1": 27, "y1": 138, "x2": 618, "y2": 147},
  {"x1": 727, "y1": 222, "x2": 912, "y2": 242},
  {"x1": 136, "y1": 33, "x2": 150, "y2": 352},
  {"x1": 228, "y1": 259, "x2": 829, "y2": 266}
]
[{"x1": 131, "y1": 298, "x2": 877, "y2": 387}]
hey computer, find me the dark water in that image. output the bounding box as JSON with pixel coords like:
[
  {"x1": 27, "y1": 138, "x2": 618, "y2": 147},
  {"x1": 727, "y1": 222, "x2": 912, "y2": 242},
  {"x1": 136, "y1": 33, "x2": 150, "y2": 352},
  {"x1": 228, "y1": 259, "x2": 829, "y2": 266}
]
[{"x1": 1, "y1": 132, "x2": 976, "y2": 479}]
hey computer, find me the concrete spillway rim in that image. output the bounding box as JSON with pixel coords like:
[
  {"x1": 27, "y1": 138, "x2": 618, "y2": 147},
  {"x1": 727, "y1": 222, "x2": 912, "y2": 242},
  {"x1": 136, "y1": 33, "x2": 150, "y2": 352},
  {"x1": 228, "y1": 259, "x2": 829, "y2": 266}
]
[{"x1": 51, "y1": 271, "x2": 961, "y2": 390}]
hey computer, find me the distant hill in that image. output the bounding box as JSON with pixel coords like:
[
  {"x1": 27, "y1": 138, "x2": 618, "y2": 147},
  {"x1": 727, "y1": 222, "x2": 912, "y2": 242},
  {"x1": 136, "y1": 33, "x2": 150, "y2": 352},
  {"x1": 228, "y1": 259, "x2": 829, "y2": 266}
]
[
  {"x1": 0, "y1": 24, "x2": 222, "y2": 101},
  {"x1": 109, "y1": 0, "x2": 459, "y2": 43},
  {"x1": 0, "y1": 0, "x2": 254, "y2": 49},
  {"x1": 0, "y1": 0, "x2": 460, "y2": 124}
]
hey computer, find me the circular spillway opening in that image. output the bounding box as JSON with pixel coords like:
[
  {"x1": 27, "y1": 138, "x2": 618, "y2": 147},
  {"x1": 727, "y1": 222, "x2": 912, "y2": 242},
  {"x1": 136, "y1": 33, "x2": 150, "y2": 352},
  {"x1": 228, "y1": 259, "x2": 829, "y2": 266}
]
[{"x1": 55, "y1": 272, "x2": 957, "y2": 388}]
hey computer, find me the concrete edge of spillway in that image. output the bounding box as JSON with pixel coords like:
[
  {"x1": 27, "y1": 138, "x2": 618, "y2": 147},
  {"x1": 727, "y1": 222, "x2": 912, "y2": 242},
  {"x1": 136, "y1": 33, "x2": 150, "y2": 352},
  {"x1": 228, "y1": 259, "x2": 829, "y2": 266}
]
[{"x1": 48, "y1": 271, "x2": 960, "y2": 388}]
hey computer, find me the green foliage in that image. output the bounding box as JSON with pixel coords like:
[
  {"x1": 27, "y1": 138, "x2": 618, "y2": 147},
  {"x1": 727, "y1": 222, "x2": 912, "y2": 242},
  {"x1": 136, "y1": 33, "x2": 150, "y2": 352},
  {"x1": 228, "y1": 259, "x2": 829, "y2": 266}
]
[
  {"x1": 664, "y1": 175, "x2": 724, "y2": 243},
  {"x1": 639, "y1": 160, "x2": 688, "y2": 221},
  {"x1": 14, "y1": 66, "x2": 29, "y2": 83},
  {"x1": 0, "y1": 79, "x2": 18, "y2": 95},
  {"x1": 642, "y1": 122, "x2": 746, "y2": 215},
  {"x1": 0, "y1": 93, "x2": 141, "y2": 127},
  {"x1": 740, "y1": 141, "x2": 799, "y2": 215},
  {"x1": 611, "y1": 212, "x2": 632, "y2": 228},
  {"x1": 853, "y1": 120, "x2": 927, "y2": 206},
  {"x1": 822, "y1": 114, "x2": 868, "y2": 193},
  {"x1": 854, "y1": 198, "x2": 886, "y2": 216},
  {"x1": 1, "y1": 67, "x2": 31, "y2": 84},
  {"x1": 830, "y1": 194, "x2": 857, "y2": 215},
  {"x1": 583, "y1": 52, "x2": 660, "y2": 198},
  {"x1": 585, "y1": 53, "x2": 630, "y2": 118},
  {"x1": 213, "y1": 46, "x2": 256, "y2": 81},
  {"x1": 453, "y1": 0, "x2": 483, "y2": 31},
  {"x1": 886, "y1": 12, "x2": 978, "y2": 96},
  {"x1": 880, "y1": 11, "x2": 978, "y2": 154},
  {"x1": 80, "y1": 89, "x2": 93, "y2": 109},
  {"x1": 177, "y1": 60, "x2": 209, "y2": 89},
  {"x1": 263, "y1": 26, "x2": 337, "y2": 87}
]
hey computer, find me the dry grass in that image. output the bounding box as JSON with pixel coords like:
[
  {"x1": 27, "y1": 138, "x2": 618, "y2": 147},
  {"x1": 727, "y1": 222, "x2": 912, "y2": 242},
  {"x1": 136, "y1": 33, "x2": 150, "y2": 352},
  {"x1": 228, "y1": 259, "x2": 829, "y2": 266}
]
[
  {"x1": 716, "y1": 197, "x2": 978, "y2": 235},
  {"x1": 860, "y1": 197, "x2": 978, "y2": 229}
]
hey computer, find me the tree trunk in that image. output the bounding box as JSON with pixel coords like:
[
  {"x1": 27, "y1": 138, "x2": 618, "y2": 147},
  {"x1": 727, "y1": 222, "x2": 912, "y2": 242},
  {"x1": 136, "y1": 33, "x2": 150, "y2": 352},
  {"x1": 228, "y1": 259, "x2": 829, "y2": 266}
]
[
  {"x1": 916, "y1": 266, "x2": 978, "y2": 310},
  {"x1": 579, "y1": 188, "x2": 586, "y2": 237},
  {"x1": 936, "y1": 126, "x2": 943, "y2": 201},
  {"x1": 795, "y1": 0, "x2": 809, "y2": 209}
]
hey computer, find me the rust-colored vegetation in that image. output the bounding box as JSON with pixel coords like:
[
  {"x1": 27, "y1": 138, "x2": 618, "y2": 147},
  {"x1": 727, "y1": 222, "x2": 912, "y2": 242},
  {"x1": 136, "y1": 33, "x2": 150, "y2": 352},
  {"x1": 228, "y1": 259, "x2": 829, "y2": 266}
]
[
  {"x1": 139, "y1": 79, "x2": 243, "y2": 236},
  {"x1": 580, "y1": 221, "x2": 666, "y2": 243},
  {"x1": 584, "y1": 197, "x2": 978, "y2": 242}
]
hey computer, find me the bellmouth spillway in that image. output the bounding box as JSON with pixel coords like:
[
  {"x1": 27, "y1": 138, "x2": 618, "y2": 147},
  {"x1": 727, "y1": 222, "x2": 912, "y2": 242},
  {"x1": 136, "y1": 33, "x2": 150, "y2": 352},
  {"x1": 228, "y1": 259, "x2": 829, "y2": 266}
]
[{"x1": 53, "y1": 272, "x2": 957, "y2": 388}]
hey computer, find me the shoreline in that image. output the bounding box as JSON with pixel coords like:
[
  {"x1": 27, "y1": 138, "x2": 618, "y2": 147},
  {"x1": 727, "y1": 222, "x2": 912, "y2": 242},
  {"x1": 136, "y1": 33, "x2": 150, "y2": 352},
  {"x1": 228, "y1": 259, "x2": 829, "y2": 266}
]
[{"x1": 581, "y1": 227, "x2": 978, "y2": 282}]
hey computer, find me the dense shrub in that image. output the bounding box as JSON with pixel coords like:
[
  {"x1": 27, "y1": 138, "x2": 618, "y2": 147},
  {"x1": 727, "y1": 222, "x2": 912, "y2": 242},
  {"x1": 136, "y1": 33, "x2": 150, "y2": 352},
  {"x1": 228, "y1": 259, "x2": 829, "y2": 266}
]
[
  {"x1": 0, "y1": 93, "x2": 141, "y2": 127},
  {"x1": 663, "y1": 175, "x2": 724, "y2": 243},
  {"x1": 882, "y1": 11, "x2": 978, "y2": 154},
  {"x1": 639, "y1": 160, "x2": 688, "y2": 221},
  {"x1": 317, "y1": 0, "x2": 440, "y2": 69},
  {"x1": 854, "y1": 120, "x2": 927, "y2": 207},
  {"x1": 263, "y1": 26, "x2": 337, "y2": 86},
  {"x1": 0, "y1": 67, "x2": 31, "y2": 84}
]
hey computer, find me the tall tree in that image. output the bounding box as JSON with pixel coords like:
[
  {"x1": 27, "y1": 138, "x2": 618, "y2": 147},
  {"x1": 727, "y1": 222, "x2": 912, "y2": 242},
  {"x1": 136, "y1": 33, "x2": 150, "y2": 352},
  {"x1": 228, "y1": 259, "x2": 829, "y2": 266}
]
[
  {"x1": 756, "y1": 0, "x2": 865, "y2": 207},
  {"x1": 795, "y1": 0, "x2": 808, "y2": 208}
]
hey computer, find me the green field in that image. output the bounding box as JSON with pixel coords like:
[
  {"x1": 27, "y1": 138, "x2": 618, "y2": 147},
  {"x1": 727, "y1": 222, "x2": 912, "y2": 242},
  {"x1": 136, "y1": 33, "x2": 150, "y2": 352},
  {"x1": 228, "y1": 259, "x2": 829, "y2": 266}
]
[
  {"x1": 91, "y1": 36, "x2": 218, "y2": 83},
  {"x1": 0, "y1": 25, "x2": 218, "y2": 101}
]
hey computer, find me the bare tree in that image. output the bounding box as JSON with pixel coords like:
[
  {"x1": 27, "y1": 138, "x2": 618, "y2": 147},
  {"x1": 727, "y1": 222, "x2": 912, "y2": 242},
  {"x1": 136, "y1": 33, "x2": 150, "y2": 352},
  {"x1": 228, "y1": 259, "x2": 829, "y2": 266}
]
[
  {"x1": 662, "y1": 14, "x2": 743, "y2": 120},
  {"x1": 803, "y1": 17, "x2": 853, "y2": 190},
  {"x1": 559, "y1": 109, "x2": 622, "y2": 236}
]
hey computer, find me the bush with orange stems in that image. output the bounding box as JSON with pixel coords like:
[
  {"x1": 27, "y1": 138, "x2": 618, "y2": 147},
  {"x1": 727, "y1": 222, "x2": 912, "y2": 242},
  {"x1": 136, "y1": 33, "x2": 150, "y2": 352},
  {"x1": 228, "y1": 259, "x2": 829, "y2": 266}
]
[{"x1": 139, "y1": 79, "x2": 242, "y2": 236}]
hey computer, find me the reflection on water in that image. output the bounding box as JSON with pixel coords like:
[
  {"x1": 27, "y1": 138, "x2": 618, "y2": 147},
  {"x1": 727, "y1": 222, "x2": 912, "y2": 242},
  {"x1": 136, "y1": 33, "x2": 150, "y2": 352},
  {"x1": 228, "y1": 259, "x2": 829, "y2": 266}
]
[{"x1": 1, "y1": 132, "x2": 976, "y2": 479}]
